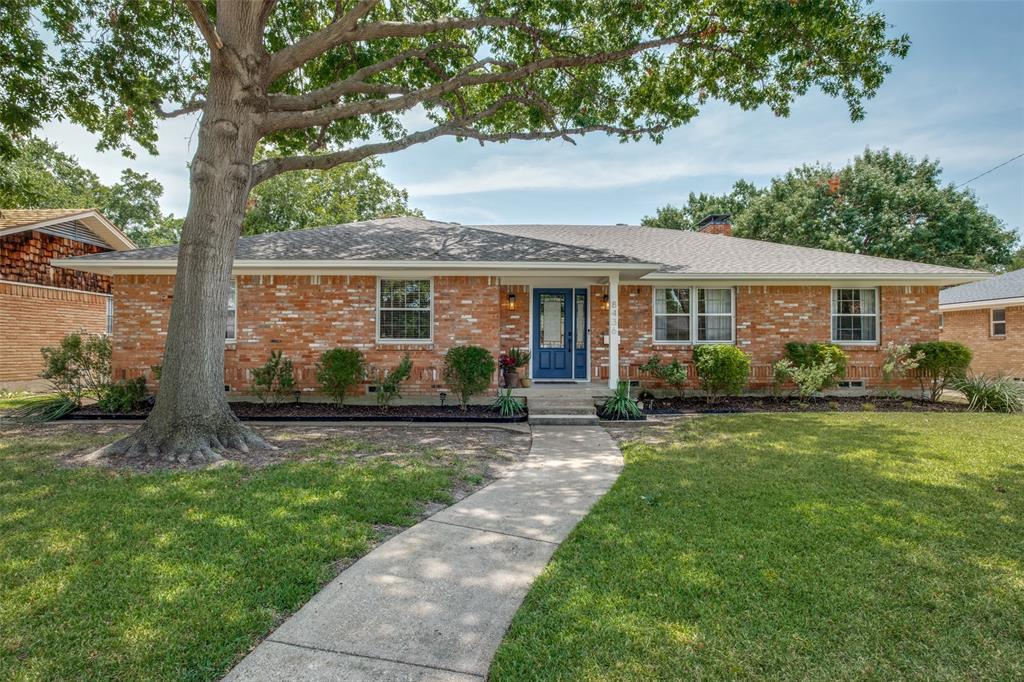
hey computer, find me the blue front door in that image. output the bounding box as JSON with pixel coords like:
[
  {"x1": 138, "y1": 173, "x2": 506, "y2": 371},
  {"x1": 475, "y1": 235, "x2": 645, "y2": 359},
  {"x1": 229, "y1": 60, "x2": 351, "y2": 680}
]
[{"x1": 533, "y1": 288, "x2": 587, "y2": 380}]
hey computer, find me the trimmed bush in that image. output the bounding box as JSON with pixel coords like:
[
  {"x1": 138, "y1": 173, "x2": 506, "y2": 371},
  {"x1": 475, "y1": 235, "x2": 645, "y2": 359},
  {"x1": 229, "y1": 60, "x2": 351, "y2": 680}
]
[
  {"x1": 773, "y1": 358, "x2": 838, "y2": 399},
  {"x1": 97, "y1": 377, "x2": 149, "y2": 413},
  {"x1": 371, "y1": 354, "x2": 413, "y2": 410},
  {"x1": 250, "y1": 350, "x2": 295, "y2": 405},
  {"x1": 909, "y1": 341, "x2": 972, "y2": 402},
  {"x1": 693, "y1": 344, "x2": 750, "y2": 402},
  {"x1": 316, "y1": 348, "x2": 365, "y2": 406},
  {"x1": 785, "y1": 342, "x2": 847, "y2": 386},
  {"x1": 955, "y1": 374, "x2": 1024, "y2": 413},
  {"x1": 39, "y1": 332, "x2": 112, "y2": 405},
  {"x1": 443, "y1": 345, "x2": 496, "y2": 410},
  {"x1": 640, "y1": 356, "x2": 689, "y2": 397}
]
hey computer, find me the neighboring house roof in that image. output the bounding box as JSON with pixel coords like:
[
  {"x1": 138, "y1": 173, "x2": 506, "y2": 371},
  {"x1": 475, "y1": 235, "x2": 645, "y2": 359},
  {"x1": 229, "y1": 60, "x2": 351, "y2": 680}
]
[
  {"x1": 0, "y1": 208, "x2": 136, "y2": 250},
  {"x1": 55, "y1": 215, "x2": 986, "y2": 284},
  {"x1": 939, "y1": 268, "x2": 1024, "y2": 309}
]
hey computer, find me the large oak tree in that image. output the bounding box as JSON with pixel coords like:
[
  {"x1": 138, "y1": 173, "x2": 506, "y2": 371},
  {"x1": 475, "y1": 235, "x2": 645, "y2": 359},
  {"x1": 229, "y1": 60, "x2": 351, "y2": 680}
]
[{"x1": 2, "y1": 0, "x2": 909, "y2": 462}]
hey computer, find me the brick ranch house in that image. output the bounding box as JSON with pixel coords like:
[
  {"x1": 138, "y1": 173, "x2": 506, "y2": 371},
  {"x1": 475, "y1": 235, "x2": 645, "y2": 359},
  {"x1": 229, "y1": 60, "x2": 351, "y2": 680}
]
[
  {"x1": 54, "y1": 215, "x2": 986, "y2": 399},
  {"x1": 0, "y1": 209, "x2": 135, "y2": 389},
  {"x1": 940, "y1": 268, "x2": 1024, "y2": 381}
]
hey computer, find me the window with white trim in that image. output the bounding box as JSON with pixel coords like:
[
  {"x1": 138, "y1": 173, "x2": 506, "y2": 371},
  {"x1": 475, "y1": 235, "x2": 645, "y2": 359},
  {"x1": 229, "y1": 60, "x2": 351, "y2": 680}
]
[
  {"x1": 105, "y1": 297, "x2": 113, "y2": 335},
  {"x1": 654, "y1": 287, "x2": 734, "y2": 343},
  {"x1": 831, "y1": 288, "x2": 878, "y2": 343},
  {"x1": 654, "y1": 288, "x2": 690, "y2": 342},
  {"x1": 225, "y1": 279, "x2": 237, "y2": 342},
  {"x1": 991, "y1": 308, "x2": 1006, "y2": 337},
  {"x1": 378, "y1": 279, "x2": 432, "y2": 341}
]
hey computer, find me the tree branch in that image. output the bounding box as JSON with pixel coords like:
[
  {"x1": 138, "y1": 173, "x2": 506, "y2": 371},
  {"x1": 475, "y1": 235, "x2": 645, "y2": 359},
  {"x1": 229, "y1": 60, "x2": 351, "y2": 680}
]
[
  {"x1": 184, "y1": 0, "x2": 223, "y2": 50},
  {"x1": 262, "y1": 31, "x2": 697, "y2": 134},
  {"x1": 156, "y1": 96, "x2": 206, "y2": 119},
  {"x1": 267, "y1": 0, "x2": 381, "y2": 81}
]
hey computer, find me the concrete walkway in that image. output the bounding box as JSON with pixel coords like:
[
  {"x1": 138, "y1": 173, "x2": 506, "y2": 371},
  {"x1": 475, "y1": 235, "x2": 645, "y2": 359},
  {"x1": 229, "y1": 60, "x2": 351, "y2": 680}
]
[{"x1": 224, "y1": 426, "x2": 623, "y2": 681}]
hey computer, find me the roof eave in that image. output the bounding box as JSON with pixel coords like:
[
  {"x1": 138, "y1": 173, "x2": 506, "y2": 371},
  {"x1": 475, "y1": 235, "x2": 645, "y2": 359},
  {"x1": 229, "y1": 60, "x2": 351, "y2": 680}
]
[
  {"x1": 640, "y1": 271, "x2": 989, "y2": 285},
  {"x1": 939, "y1": 295, "x2": 1024, "y2": 311},
  {"x1": 0, "y1": 210, "x2": 137, "y2": 251}
]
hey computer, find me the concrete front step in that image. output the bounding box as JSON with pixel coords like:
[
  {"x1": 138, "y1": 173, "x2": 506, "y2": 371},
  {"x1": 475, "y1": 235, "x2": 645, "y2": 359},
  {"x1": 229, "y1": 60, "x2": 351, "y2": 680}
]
[
  {"x1": 528, "y1": 414, "x2": 600, "y2": 426},
  {"x1": 528, "y1": 403, "x2": 598, "y2": 416}
]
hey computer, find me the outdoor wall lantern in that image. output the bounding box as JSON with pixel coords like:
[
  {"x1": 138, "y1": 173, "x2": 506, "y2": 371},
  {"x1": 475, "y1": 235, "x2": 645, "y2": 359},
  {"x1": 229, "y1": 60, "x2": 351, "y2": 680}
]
[
  {"x1": 602, "y1": 293, "x2": 610, "y2": 310},
  {"x1": 507, "y1": 292, "x2": 517, "y2": 310}
]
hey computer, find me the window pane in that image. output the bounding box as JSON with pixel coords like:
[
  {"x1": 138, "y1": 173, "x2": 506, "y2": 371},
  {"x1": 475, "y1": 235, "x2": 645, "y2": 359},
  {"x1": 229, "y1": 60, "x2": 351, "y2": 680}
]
[
  {"x1": 540, "y1": 294, "x2": 565, "y2": 348},
  {"x1": 834, "y1": 288, "x2": 876, "y2": 315},
  {"x1": 698, "y1": 288, "x2": 731, "y2": 314},
  {"x1": 655, "y1": 315, "x2": 690, "y2": 342},
  {"x1": 656, "y1": 288, "x2": 689, "y2": 315},
  {"x1": 993, "y1": 309, "x2": 1006, "y2": 322},
  {"x1": 698, "y1": 315, "x2": 732, "y2": 341},
  {"x1": 379, "y1": 310, "x2": 431, "y2": 340},
  {"x1": 575, "y1": 293, "x2": 586, "y2": 350},
  {"x1": 833, "y1": 315, "x2": 877, "y2": 342},
  {"x1": 225, "y1": 280, "x2": 236, "y2": 340},
  {"x1": 380, "y1": 279, "x2": 430, "y2": 309}
]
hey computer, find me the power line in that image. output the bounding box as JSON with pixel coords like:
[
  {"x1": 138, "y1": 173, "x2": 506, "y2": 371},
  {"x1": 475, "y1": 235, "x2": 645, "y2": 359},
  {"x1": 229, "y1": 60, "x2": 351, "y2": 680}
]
[{"x1": 954, "y1": 152, "x2": 1024, "y2": 189}]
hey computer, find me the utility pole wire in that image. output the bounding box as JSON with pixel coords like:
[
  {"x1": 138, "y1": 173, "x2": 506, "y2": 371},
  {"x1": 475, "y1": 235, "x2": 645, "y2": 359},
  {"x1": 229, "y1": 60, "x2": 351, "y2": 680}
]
[{"x1": 954, "y1": 152, "x2": 1024, "y2": 189}]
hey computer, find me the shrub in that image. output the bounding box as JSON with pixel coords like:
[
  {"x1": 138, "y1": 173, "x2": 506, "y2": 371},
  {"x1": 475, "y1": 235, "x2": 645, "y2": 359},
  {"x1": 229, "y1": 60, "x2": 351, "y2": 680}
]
[
  {"x1": 506, "y1": 347, "x2": 531, "y2": 369},
  {"x1": 910, "y1": 341, "x2": 972, "y2": 402},
  {"x1": 9, "y1": 395, "x2": 78, "y2": 423},
  {"x1": 371, "y1": 354, "x2": 413, "y2": 410},
  {"x1": 97, "y1": 377, "x2": 149, "y2": 413},
  {"x1": 881, "y1": 341, "x2": 924, "y2": 383},
  {"x1": 443, "y1": 346, "x2": 496, "y2": 410},
  {"x1": 492, "y1": 388, "x2": 525, "y2": 417},
  {"x1": 955, "y1": 374, "x2": 1024, "y2": 413},
  {"x1": 773, "y1": 358, "x2": 837, "y2": 399},
  {"x1": 693, "y1": 345, "x2": 750, "y2": 402},
  {"x1": 39, "y1": 332, "x2": 112, "y2": 405},
  {"x1": 785, "y1": 342, "x2": 847, "y2": 387},
  {"x1": 640, "y1": 356, "x2": 689, "y2": 397},
  {"x1": 316, "y1": 348, "x2": 365, "y2": 406},
  {"x1": 250, "y1": 350, "x2": 295, "y2": 405},
  {"x1": 601, "y1": 382, "x2": 642, "y2": 419}
]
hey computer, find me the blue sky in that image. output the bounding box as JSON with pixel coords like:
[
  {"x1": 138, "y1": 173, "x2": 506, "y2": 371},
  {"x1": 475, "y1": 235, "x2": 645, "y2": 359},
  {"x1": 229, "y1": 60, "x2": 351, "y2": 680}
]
[{"x1": 42, "y1": 0, "x2": 1024, "y2": 236}]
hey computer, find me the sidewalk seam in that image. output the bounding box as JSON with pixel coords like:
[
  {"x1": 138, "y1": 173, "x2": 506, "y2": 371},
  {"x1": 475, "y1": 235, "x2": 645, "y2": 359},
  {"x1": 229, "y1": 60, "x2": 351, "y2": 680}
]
[
  {"x1": 424, "y1": 518, "x2": 561, "y2": 545},
  {"x1": 264, "y1": 639, "x2": 485, "y2": 679}
]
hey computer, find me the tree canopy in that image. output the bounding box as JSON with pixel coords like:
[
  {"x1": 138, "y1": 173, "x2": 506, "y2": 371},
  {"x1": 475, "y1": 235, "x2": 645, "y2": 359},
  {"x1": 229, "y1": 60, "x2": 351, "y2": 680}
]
[
  {"x1": 642, "y1": 148, "x2": 1020, "y2": 271},
  {"x1": 243, "y1": 157, "x2": 420, "y2": 235},
  {"x1": 0, "y1": 137, "x2": 181, "y2": 246}
]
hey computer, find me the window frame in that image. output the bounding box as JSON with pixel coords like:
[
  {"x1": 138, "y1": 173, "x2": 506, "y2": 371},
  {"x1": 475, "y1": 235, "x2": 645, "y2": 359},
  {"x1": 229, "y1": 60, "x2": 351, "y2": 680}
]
[
  {"x1": 991, "y1": 308, "x2": 1007, "y2": 337},
  {"x1": 376, "y1": 277, "x2": 434, "y2": 344},
  {"x1": 225, "y1": 278, "x2": 237, "y2": 344},
  {"x1": 105, "y1": 296, "x2": 113, "y2": 336},
  {"x1": 830, "y1": 287, "x2": 880, "y2": 345},
  {"x1": 652, "y1": 286, "x2": 735, "y2": 345}
]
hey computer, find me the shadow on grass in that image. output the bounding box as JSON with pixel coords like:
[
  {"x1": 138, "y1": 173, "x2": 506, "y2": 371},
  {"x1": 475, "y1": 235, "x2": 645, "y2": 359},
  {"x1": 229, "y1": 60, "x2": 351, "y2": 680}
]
[
  {"x1": 492, "y1": 413, "x2": 1024, "y2": 681},
  {"x1": 0, "y1": 430, "x2": 456, "y2": 681}
]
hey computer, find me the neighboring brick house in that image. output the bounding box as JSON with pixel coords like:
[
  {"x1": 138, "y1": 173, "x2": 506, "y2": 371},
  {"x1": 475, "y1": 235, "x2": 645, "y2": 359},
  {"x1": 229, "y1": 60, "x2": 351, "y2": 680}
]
[
  {"x1": 0, "y1": 209, "x2": 136, "y2": 389},
  {"x1": 940, "y1": 268, "x2": 1024, "y2": 380},
  {"x1": 55, "y1": 216, "x2": 985, "y2": 398}
]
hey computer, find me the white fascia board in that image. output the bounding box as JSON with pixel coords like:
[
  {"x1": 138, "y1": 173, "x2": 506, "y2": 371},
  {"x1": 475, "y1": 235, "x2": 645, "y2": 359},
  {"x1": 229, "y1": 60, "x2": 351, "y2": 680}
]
[
  {"x1": 637, "y1": 271, "x2": 989, "y2": 286},
  {"x1": 939, "y1": 296, "x2": 1024, "y2": 311}
]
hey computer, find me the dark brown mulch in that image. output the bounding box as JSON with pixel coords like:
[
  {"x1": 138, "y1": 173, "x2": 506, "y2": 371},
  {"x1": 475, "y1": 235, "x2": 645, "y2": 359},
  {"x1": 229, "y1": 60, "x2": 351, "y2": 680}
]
[
  {"x1": 638, "y1": 395, "x2": 970, "y2": 415},
  {"x1": 69, "y1": 401, "x2": 523, "y2": 421}
]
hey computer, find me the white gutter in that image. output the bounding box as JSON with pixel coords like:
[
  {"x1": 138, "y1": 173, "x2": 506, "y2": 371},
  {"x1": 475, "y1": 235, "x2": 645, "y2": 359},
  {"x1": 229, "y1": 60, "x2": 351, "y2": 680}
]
[{"x1": 940, "y1": 295, "x2": 1024, "y2": 311}]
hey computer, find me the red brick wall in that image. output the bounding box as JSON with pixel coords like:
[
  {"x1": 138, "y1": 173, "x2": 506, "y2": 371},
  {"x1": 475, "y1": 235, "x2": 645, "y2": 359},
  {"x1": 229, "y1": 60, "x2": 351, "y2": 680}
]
[
  {"x1": 1, "y1": 231, "x2": 111, "y2": 293},
  {"x1": 589, "y1": 284, "x2": 941, "y2": 389},
  {"x1": 111, "y1": 274, "x2": 502, "y2": 396},
  {"x1": 499, "y1": 285, "x2": 530, "y2": 352},
  {"x1": 941, "y1": 305, "x2": 1024, "y2": 379},
  {"x1": 0, "y1": 281, "x2": 109, "y2": 383}
]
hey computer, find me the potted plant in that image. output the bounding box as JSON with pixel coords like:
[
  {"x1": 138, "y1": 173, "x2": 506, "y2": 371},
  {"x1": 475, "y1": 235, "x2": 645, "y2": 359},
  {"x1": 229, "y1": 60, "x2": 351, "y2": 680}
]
[{"x1": 501, "y1": 348, "x2": 531, "y2": 388}]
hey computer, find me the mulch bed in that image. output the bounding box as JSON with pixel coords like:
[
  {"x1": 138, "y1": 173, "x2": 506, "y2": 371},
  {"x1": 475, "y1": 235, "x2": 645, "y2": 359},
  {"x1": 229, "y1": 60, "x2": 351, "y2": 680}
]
[
  {"x1": 66, "y1": 401, "x2": 527, "y2": 423},
  {"x1": 636, "y1": 395, "x2": 970, "y2": 415}
]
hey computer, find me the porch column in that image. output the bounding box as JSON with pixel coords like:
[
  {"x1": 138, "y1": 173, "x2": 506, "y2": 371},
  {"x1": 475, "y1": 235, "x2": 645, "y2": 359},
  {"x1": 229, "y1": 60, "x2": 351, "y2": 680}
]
[{"x1": 607, "y1": 272, "x2": 620, "y2": 390}]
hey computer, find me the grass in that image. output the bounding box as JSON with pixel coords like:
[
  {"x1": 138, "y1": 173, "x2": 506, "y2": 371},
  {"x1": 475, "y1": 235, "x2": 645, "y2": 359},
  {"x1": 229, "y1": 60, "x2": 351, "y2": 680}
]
[
  {"x1": 0, "y1": 429, "x2": 462, "y2": 681},
  {"x1": 492, "y1": 414, "x2": 1024, "y2": 680}
]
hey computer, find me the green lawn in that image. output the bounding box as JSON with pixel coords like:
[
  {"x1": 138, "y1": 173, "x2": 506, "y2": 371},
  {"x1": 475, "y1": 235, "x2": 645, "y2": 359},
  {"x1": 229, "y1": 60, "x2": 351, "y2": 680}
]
[
  {"x1": 0, "y1": 428, "x2": 463, "y2": 681},
  {"x1": 492, "y1": 414, "x2": 1024, "y2": 680}
]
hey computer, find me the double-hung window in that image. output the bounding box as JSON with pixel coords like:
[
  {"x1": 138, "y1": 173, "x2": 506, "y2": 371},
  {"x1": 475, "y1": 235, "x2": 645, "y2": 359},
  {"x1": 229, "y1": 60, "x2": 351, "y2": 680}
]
[
  {"x1": 991, "y1": 309, "x2": 1006, "y2": 337},
  {"x1": 654, "y1": 287, "x2": 734, "y2": 343},
  {"x1": 378, "y1": 278, "x2": 432, "y2": 342},
  {"x1": 225, "y1": 279, "x2": 237, "y2": 342},
  {"x1": 831, "y1": 288, "x2": 878, "y2": 343}
]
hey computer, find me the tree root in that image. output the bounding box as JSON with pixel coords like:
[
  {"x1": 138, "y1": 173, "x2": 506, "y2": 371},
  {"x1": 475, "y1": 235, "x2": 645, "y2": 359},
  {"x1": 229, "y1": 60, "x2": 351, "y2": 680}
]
[{"x1": 93, "y1": 412, "x2": 275, "y2": 466}]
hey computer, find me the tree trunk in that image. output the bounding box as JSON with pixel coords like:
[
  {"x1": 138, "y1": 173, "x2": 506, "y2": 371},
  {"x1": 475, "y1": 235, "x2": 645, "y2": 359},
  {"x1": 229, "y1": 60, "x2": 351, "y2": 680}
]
[{"x1": 101, "y1": 10, "x2": 271, "y2": 464}]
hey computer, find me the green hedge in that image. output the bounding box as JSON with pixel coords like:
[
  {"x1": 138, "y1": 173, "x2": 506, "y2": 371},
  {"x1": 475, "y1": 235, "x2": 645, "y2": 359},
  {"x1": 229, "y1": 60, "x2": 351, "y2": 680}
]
[{"x1": 693, "y1": 344, "x2": 750, "y2": 402}]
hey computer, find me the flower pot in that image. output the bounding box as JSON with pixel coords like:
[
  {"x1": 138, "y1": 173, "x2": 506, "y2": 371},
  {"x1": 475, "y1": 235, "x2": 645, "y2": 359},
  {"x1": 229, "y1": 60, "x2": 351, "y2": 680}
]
[
  {"x1": 520, "y1": 377, "x2": 532, "y2": 388},
  {"x1": 504, "y1": 370, "x2": 520, "y2": 388}
]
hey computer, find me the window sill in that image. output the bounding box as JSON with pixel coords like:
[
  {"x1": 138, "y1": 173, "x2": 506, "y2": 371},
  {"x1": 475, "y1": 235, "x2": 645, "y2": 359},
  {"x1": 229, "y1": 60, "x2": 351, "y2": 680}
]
[
  {"x1": 375, "y1": 341, "x2": 434, "y2": 351},
  {"x1": 652, "y1": 340, "x2": 735, "y2": 347}
]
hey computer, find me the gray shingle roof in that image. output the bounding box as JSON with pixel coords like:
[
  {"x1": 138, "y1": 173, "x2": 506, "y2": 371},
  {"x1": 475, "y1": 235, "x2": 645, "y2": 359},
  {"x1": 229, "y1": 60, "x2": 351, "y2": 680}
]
[
  {"x1": 64, "y1": 215, "x2": 985, "y2": 279},
  {"x1": 81, "y1": 216, "x2": 651, "y2": 265},
  {"x1": 940, "y1": 268, "x2": 1024, "y2": 305}
]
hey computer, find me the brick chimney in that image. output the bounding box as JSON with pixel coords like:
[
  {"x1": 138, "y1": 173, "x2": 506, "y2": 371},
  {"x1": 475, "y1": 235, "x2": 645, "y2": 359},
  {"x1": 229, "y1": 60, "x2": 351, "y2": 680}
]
[{"x1": 697, "y1": 213, "x2": 732, "y2": 236}]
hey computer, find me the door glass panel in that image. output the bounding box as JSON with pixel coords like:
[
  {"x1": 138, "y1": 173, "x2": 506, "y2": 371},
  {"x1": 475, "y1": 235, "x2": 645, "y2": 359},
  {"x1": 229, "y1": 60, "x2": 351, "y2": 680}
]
[
  {"x1": 540, "y1": 294, "x2": 565, "y2": 348},
  {"x1": 575, "y1": 293, "x2": 586, "y2": 350}
]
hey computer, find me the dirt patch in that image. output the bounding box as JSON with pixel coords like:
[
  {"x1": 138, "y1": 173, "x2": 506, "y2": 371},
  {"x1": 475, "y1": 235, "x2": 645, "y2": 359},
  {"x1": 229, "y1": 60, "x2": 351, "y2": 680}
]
[
  {"x1": 635, "y1": 395, "x2": 969, "y2": 416},
  {"x1": 2, "y1": 421, "x2": 532, "y2": 478}
]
